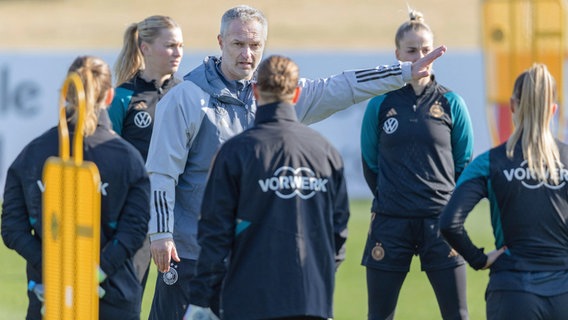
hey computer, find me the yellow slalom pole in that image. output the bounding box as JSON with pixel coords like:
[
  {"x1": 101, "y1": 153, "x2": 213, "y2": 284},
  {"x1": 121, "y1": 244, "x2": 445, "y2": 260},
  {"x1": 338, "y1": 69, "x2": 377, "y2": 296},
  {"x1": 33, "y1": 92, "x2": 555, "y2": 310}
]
[{"x1": 43, "y1": 72, "x2": 101, "y2": 320}]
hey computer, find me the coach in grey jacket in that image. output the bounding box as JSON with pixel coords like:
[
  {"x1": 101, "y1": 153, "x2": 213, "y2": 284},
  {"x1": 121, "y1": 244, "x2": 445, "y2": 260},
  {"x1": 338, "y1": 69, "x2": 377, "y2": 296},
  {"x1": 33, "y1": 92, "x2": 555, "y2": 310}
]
[{"x1": 145, "y1": 5, "x2": 446, "y2": 319}]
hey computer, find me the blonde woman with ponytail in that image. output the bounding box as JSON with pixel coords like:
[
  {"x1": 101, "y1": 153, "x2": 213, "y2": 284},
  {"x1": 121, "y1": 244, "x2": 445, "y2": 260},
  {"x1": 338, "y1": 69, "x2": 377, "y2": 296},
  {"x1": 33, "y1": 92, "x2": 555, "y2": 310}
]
[
  {"x1": 114, "y1": 15, "x2": 183, "y2": 88},
  {"x1": 507, "y1": 64, "x2": 561, "y2": 184},
  {"x1": 441, "y1": 63, "x2": 568, "y2": 320},
  {"x1": 107, "y1": 15, "x2": 182, "y2": 298},
  {"x1": 109, "y1": 15, "x2": 183, "y2": 160},
  {"x1": 2, "y1": 56, "x2": 150, "y2": 320},
  {"x1": 66, "y1": 56, "x2": 113, "y2": 136},
  {"x1": 360, "y1": 8, "x2": 472, "y2": 319}
]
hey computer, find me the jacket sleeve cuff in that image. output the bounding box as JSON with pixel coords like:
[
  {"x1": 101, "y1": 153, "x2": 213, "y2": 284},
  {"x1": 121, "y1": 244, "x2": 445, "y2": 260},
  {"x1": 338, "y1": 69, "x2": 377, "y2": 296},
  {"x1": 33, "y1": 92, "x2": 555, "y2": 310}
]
[
  {"x1": 469, "y1": 248, "x2": 489, "y2": 270},
  {"x1": 100, "y1": 240, "x2": 129, "y2": 277},
  {"x1": 150, "y1": 232, "x2": 173, "y2": 242},
  {"x1": 401, "y1": 61, "x2": 412, "y2": 83}
]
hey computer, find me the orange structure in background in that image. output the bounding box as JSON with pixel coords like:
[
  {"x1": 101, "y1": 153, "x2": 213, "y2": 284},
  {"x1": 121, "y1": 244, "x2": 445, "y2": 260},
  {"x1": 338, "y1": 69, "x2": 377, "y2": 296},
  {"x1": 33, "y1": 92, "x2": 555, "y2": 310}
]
[{"x1": 483, "y1": 0, "x2": 566, "y2": 146}]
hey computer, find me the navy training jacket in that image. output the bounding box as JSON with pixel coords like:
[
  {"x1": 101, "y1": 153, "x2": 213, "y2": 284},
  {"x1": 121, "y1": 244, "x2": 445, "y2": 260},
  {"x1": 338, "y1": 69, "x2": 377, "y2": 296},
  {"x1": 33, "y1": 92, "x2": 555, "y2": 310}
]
[
  {"x1": 189, "y1": 102, "x2": 350, "y2": 320},
  {"x1": 1, "y1": 112, "x2": 150, "y2": 318}
]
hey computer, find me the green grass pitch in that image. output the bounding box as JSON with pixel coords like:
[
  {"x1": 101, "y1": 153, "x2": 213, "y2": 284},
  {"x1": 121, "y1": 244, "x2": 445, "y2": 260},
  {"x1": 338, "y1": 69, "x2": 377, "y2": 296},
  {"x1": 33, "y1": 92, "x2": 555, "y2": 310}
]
[{"x1": 0, "y1": 199, "x2": 493, "y2": 320}]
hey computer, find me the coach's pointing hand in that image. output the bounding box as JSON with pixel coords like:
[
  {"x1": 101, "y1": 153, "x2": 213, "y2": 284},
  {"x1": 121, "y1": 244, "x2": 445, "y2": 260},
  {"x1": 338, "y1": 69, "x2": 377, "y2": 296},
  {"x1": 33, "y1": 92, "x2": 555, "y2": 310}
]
[
  {"x1": 411, "y1": 45, "x2": 447, "y2": 80},
  {"x1": 150, "y1": 238, "x2": 180, "y2": 273}
]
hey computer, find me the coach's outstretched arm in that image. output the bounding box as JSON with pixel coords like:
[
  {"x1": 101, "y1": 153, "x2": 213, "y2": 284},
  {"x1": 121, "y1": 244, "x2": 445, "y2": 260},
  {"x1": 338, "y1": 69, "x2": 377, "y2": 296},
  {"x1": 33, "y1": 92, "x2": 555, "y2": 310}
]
[{"x1": 294, "y1": 45, "x2": 447, "y2": 125}]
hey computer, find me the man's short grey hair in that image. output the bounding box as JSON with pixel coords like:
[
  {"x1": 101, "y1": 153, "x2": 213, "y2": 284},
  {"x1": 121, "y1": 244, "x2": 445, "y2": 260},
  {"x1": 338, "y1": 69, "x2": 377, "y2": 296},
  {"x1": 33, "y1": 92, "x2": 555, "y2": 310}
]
[{"x1": 220, "y1": 5, "x2": 268, "y2": 40}]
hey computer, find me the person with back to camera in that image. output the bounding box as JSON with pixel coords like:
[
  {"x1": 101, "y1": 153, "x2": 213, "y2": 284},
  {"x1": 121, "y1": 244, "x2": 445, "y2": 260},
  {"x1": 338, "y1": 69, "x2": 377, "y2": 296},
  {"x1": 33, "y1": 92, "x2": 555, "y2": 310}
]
[
  {"x1": 440, "y1": 63, "x2": 568, "y2": 320},
  {"x1": 107, "y1": 14, "x2": 183, "y2": 295},
  {"x1": 145, "y1": 4, "x2": 447, "y2": 319},
  {"x1": 1, "y1": 56, "x2": 150, "y2": 320},
  {"x1": 183, "y1": 54, "x2": 350, "y2": 320},
  {"x1": 360, "y1": 8, "x2": 473, "y2": 320}
]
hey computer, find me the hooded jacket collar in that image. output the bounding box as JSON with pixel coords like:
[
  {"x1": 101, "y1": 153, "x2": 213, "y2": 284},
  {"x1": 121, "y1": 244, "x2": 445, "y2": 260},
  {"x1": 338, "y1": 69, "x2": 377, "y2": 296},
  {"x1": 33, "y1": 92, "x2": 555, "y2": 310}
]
[
  {"x1": 133, "y1": 71, "x2": 175, "y2": 91},
  {"x1": 254, "y1": 102, "x2": 298, "y2": 125},
  {"x1": 402, "y1": 74, "x2": 438, "y2": 97},
  {"x1": 184, "y1": 56, "x2": 252, "y2": 107},
  {"x1": 66, "y1": 108, "x2": 112, "y2": 132}
]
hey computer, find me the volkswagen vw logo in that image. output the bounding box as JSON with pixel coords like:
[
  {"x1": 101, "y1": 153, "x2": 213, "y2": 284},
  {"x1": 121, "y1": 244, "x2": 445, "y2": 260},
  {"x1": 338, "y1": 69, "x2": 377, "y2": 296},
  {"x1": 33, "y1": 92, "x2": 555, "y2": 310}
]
[
  {"x1": 383, "y1": 117, "x2": 398, "y2": 134},
  {"x1": 134, "y1": 111, "x2": 152, "y2": 128}
]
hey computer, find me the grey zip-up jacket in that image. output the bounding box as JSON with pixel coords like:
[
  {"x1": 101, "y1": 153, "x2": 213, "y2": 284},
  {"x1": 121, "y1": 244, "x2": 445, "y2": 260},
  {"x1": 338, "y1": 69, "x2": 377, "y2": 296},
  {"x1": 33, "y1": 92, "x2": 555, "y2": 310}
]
[{"x1": 146, "y1": 55, "x2": 412, "y2": 259}]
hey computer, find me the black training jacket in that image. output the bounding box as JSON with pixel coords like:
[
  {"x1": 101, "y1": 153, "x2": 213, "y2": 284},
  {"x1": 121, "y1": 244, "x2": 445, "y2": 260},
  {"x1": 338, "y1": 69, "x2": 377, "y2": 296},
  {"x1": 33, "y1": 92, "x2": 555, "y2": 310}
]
[
  {"x1": 441, "y1": 140, "x2": 568, "y2": 272},
  {"x1": 189, "y1": 102, "x2": 350, "y2": 320},
  {"x1": 108, "y1": 72, "x2": 181, "y2": 161},
  {"x1": 1, "y1": 112, "x2": 150, "y2": 316}
]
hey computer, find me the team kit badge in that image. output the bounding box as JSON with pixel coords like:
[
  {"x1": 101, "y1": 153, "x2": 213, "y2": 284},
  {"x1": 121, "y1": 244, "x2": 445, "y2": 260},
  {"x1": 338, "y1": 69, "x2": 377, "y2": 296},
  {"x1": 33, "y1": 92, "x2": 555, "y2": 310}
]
[
  {"x1": 163, "y1": 262, "x2": 179, "y2": 285},
  {"x1": 429, "y1": 101, "x2": 444, "y2": 118},
  {"x1": 371, "y1": 243, "x2": 385, "y2": 261}
]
